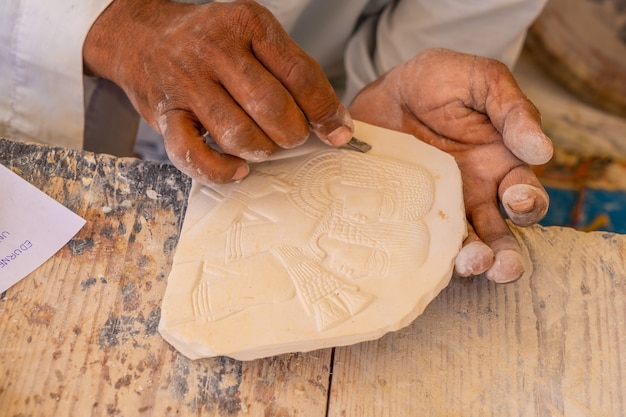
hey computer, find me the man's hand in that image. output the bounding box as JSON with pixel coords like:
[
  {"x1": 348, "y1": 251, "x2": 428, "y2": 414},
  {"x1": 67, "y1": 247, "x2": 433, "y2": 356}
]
[
  {"x1": 83, "y1": 0, "x2": 353, "y2": 185},
  {"x1": 349, "y1": 48, "x2": 553, "y2": 283}
]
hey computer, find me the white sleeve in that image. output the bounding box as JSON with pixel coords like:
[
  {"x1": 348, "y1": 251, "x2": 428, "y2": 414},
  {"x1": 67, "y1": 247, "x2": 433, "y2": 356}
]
[
  {"x1": 343, "y1": 0, "x2": 547, "y2": 103},
  {"x1": 0, "y1": 0, "x2": 113, "y2": 149}
]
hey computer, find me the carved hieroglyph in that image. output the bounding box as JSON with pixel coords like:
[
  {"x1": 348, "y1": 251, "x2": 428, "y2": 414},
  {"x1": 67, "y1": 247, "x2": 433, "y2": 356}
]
[{"x1": 159, "y1": 121, "x2": 466, "y2": 360}]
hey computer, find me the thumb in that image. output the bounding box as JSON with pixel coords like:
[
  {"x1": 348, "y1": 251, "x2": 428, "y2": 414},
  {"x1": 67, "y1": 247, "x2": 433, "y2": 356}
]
[{"x1": 161, "y1": 111, "x2": 250, "y2": 185}]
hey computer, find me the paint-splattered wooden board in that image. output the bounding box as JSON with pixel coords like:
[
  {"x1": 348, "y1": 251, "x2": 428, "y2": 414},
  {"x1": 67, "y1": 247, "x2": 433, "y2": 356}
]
[
  {"x1": 1, "y1": 139, "x2": 625, "y2": 416},
  {"x1": 0, "y1": 139, "x2": 331, "y2": 416}
]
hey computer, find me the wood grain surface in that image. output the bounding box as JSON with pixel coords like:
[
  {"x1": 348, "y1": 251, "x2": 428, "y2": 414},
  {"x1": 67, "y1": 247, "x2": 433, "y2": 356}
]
[
  {"x1": 526, "y1": 0, "x2": 626, "y2": 118},
  {"x1": 0, "y1": 139, "x2": 331, "y2": 417},
  {"x1": 328, "y1": 226, "x2": 626, "y2": 416},
  {"x1": 1, "y1": 139, "x2": 625, "y2": 416}
]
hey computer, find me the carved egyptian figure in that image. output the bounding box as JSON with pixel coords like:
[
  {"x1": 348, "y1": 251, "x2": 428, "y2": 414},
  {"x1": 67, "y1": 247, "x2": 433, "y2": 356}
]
[{"x1": 184, "y1": 148, "x2": 435, "y2": 330}]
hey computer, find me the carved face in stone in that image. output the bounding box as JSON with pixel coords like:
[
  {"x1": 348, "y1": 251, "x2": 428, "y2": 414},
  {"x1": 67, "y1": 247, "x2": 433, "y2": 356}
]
[{"x1": 291, "y1": 150, "x2": 434, "y2": 281}]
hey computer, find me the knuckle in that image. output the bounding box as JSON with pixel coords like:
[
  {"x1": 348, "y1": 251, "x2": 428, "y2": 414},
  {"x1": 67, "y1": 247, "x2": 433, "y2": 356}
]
[
  {"x1": 307, "y1": 97, "x2": 342, "y2": 125},
  {"x1": 246, "y1": 85, "x2": 290, "y2": 117},
  {"x1": 229, "y1": 1, "x2": 276, "y2": 37},
  {"x1": 280, "y1": 52, "x2": 320, "y2": 83},
  {"x1": 217, "y1": 122, "x2": 274, "y2": 162}
]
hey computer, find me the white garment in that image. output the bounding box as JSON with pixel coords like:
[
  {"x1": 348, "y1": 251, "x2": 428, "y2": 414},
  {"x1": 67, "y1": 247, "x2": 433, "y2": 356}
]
[
  {"x1": 0, "y1": 0, "x2": 547, "y2": 152},
  {"x1": 0, "y1": 0, "x2": 112, "y2": 149}
]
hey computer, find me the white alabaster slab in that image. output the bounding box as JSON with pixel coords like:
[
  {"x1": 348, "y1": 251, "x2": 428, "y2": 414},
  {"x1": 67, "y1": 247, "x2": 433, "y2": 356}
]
[{"x1": 159, "y1": 121, "x2": 466, "y2": 361}]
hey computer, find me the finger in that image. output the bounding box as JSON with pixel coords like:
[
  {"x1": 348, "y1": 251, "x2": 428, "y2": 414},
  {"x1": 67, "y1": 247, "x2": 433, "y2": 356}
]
[
  {"x1": 499, "y1": 165, "x2": 550, "y2": 227},
  {"x1": 479, "y1": 64, "x2": 553, "y2": 165},
  {"x1": 248, "y1": 15, "x2": 353, "y2": 146},
  {"x1": 160, "y1": 110, "x2": 250, "y2": 185},
  {"x1": 454, "y1": 222, "x2": 494, "y2": 278},
  {"x1": 500, "y1": 104, "x2": 554, "y2": 165},
  {"x1": 190, "y1": 82, "x2": 280, "y2": 162},
  {"x1": 486, "y1": 249, "x2": 525, "y2": 284},
  {"x1": 470, "y1": 201, "x2": 525, "y2": 283},
  {"x1": 217, "y1": 54, "x2": 312, "y2": 150}
]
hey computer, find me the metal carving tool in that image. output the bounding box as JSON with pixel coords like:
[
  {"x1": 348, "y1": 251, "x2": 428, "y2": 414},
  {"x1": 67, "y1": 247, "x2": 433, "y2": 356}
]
[{"x1": 344, "y1": 137, "x2": 372, "y2": 153}]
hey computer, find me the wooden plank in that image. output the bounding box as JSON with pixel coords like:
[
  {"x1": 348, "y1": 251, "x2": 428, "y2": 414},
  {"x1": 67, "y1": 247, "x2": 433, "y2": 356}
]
[
  {"x1": 4, "y1": 138, "x2": 625, "y2": 416},
  {"x1": 525, "y1": 0, "x2": 626, "y2": 118},
  {"x1": 514, "y1": 49, "x2": 626, "y2": 162},
  {"x1": 328, "y1": 225, "x2": 626, "y2": 416},
  {"x1": 0, "y1": 139, "x2": 332, "y2": 417}
]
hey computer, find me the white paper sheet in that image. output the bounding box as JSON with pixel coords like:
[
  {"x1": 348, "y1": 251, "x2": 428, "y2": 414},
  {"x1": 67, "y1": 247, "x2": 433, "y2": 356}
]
[{"x1": 0, "y1": 163, "x2": 86, "y2": 293}]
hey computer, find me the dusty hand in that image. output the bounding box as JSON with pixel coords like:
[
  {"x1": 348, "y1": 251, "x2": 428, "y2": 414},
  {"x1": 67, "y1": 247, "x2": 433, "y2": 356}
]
[
  {"x1": 349, "y1": 48, "x2": 553, "y2": 283},
  {"x1": 83, "y1": 0, "x2": 353, "y2": 184}
]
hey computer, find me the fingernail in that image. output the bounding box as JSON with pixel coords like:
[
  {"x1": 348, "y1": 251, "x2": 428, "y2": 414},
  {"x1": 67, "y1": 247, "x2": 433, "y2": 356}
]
[
  {"x1": 486, "y1": 250, "x2": 524, "y2": 284},
  {"x1": 232, "y1": 164, "x2": 250, "y2": 181},
  {"x1": 327, "y1": 125, "x2": 353, "y2": 146},
  {"x1": 507, "y1": 197, "x2": 535, "y2": 213}
]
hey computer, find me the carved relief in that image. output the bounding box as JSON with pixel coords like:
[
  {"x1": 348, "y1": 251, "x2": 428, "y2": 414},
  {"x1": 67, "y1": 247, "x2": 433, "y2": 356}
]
[
  {"x1": 159, "y1": 121, "x2": 466, "y2": 360},
  {"x1": 184, "y1": 150, "x2": 434, "y2": 331}
]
